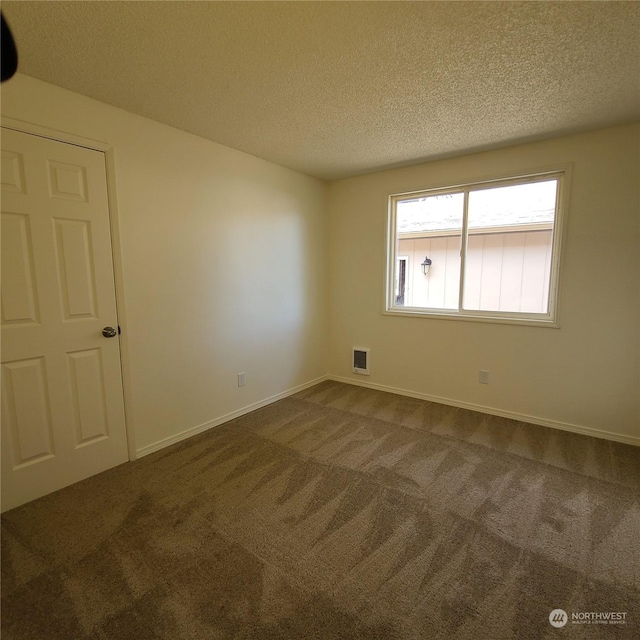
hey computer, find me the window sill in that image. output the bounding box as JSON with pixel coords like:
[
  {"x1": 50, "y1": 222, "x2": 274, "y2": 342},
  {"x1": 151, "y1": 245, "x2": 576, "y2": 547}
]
[{"x1": 383, "y1": 307, "x2": 560, "y2": 328}]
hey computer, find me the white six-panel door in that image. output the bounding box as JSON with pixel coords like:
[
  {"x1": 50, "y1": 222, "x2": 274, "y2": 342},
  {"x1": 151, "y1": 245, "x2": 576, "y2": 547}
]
[{"x1": 1, "y1": 127, "x2": 129, "y2": 512}]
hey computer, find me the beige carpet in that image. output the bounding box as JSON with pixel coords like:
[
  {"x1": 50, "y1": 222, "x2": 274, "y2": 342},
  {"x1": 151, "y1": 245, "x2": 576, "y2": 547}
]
[{"x1": 2, "y1": 380, "x2": 639, "y2": 639}]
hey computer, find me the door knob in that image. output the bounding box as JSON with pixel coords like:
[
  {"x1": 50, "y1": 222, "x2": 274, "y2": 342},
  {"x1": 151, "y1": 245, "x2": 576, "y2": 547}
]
[{"x1": 102, "y1": 326, "x2": 117, "y2": 338}]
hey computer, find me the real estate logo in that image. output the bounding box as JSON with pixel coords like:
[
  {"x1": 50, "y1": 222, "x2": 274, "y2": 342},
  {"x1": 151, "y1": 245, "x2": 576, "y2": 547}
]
[
  {"x1": 549, "y1": 609, "x2": 568, "y2": 628},
  {"x1": 549, "y1": 609, "x2": 628, "y2": 628}
]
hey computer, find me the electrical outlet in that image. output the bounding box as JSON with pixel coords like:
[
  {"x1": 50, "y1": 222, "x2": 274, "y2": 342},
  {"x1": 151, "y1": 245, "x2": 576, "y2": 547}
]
[
  {"x1": 237, "y1": 372, "x2": 246, "y2": 387},
  {"x1": 479, "y1": 370, "x2": 490, "y2": 384}
]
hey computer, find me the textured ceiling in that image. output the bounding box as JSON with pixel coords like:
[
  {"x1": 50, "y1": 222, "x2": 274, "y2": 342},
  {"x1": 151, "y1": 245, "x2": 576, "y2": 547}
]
[{"x1": 3, "y1": 1, "x2": 639, "y2": 181}]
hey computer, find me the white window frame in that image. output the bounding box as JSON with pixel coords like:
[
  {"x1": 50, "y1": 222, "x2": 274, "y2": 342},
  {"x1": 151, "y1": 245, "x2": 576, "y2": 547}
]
[{"x1": 384, "y1": 167, "x2": 571, "y2": 327}]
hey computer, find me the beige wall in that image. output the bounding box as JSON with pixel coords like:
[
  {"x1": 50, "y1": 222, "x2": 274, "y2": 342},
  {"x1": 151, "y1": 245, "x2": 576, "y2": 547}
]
[
  {"x1": 1, "y1": 74, "x2": 329, "y2": 454},
  {"x1": 328, "y1": 124, "x2": 640, "y2": 441}
]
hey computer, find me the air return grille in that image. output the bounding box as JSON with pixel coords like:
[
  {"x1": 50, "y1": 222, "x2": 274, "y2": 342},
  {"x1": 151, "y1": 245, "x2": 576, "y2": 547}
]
[{"x1": 352, "y1": 348, "x2": 370, "y2": 375}]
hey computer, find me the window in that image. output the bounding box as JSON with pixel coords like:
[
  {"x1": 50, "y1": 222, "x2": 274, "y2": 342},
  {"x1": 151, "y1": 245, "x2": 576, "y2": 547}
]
[{"x1": 386, "y1": 169, "x2": 568, "y2": 325}]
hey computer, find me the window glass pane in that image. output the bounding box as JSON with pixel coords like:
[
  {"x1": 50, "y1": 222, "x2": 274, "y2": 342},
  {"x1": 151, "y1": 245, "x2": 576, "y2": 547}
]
[
  {"x1": 463, "y1": 180, "x2": 558, "y2": 313},
  {"x1": 396, "y1": 193, "x2": 463, "y2": 309}
]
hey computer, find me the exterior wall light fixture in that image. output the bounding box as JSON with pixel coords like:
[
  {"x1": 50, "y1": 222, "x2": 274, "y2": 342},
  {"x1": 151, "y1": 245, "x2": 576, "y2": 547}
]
[{"x1": 421, "y1": 256, "x2": 433, "y2": 275}]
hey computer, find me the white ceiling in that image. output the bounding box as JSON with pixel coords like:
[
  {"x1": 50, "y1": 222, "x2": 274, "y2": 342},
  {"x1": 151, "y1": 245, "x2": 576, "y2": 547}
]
[{"x1": 3, "y1": 1, "x2": 639, "y2": 181}]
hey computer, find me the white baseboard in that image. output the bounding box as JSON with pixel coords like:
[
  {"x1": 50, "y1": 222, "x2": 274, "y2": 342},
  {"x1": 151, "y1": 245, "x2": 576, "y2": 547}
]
[
  {"x1": 136, "y1": 375, "x2": 329, "y2": 458},
  {"x1": 329, "y1": 375, "x2": 640, "y2": 447},
  {"x1": 136, "y1": 372, "x2": 638, "y2": 457}
]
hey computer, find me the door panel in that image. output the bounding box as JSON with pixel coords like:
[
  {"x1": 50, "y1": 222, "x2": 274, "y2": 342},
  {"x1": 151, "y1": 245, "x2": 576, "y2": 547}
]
[
  {"x1": 1, "y1": 127, "x2": 128, "y2": 512},
  {"x1": 67, "y1": 348, "x2": 109, "y2": 444},
  {"x1": 1, "y1": 212, "x2": 39, "y2": 324},
  {"x1": 53, "y1": 217, "x2": 98, "y2": 319},
  {"x1": 2, "y1": 357, "x2": 55, "y2": 465}
]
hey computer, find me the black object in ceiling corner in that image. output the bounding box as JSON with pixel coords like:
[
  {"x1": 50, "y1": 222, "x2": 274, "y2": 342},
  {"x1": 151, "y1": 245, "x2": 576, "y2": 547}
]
[{"x1": 2, "y1": 13, "x2": 18, "y2": 82}]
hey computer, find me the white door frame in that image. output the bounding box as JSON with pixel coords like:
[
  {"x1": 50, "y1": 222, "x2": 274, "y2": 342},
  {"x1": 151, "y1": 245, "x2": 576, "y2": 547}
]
[{"x1": 1, "y1": 116, "x2": 136, "y2": 461}]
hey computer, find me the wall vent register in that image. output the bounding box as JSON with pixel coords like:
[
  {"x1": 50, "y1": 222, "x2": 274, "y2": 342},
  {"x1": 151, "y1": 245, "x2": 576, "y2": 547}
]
[{"x1": 353, "y1": 348, "x2": 370, "y2": 375}]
